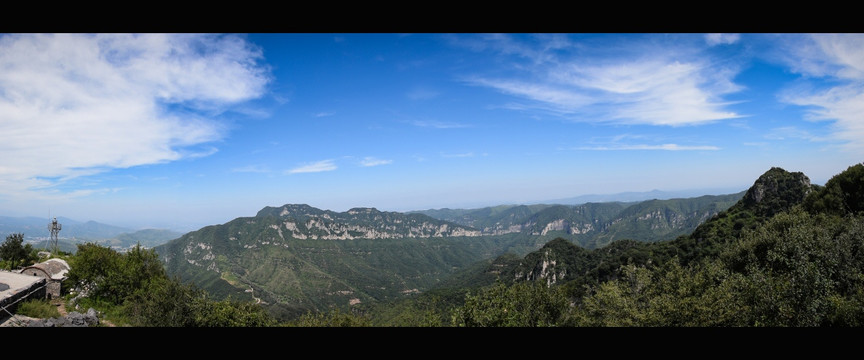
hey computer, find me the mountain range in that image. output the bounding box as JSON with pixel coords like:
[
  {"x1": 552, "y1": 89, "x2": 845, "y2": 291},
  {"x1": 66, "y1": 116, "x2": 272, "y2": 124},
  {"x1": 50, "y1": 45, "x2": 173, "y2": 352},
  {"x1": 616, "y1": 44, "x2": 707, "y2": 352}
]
[{"x1": 155, "y1": 188, "x2": 745, "y2": 320}]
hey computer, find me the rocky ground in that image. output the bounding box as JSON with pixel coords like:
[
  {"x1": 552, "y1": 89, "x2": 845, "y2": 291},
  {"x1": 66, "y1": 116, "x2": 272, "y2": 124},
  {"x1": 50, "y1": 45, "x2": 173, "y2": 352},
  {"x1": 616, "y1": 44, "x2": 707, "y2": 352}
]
[
  {"x1": 0, "y1": 308, "x2": 99, "y2": 327},
  {"x1": 0, "y1": 298, "x2": 114, "y2": 327}
]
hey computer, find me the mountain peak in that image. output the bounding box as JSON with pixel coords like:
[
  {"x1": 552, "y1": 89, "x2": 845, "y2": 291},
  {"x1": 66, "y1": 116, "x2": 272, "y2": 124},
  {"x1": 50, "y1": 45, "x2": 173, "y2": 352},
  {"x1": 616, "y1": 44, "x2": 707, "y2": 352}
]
[
  {"x1": 255, "y1": 204, "x2": 323, "y2": 218},
  {"x1": 347, "y1": 207, "x2": 379, "y2": 215},
  {"x1": 740, "y1": 167, "x2": 812, "y2": 218}
]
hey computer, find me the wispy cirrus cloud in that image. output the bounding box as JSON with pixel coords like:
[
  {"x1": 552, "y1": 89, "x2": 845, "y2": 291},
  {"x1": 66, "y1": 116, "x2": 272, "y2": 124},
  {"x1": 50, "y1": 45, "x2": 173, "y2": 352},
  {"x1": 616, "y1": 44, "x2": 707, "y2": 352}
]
[
  {"x1": 461, "y1": 34, "x2": 744, "y2": 127},
  {"x1": 286, "y1": 159, "x2": 337, "y2": 174},
  {"x1": 573, "y1": 132, "x2": 720, "y2": 151},
  {"x1": 705, "y1": 33, "x2": 741, "y2": 46},
  {"x1": 313, "y1": 111, "x2": 335, "y2": 117},
  {"x1": 0, "y1": 33, "x2": 271, "y2": 197},
  {"x1": 360, "y1": 157, "x2": 393, "y2": 167},
  {"x1": 577, "y1": 144, "x2": 720, "y2": 151},
  {"x1": 776, "y1": 34, "x2": 864, "y2": 150},
  {"x1": 410, "y1": 120, "x2": 472, "y2": 129}
]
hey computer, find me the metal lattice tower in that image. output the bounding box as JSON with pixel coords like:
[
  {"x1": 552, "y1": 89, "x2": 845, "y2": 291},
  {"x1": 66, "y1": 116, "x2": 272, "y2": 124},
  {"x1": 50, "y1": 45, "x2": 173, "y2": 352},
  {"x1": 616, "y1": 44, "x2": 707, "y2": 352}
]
[{"x1": 48, "y1": 217, "x2": 62, "y2": 255}]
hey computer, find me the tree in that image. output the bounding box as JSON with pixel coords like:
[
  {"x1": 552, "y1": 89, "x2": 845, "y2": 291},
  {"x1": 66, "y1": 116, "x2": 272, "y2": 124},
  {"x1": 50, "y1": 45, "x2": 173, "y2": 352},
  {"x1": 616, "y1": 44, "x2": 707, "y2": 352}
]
[
  {"x1": 805, "y1": 163, "x2": 864, "y2": 216},
  {"x1": 288, "y1": 308, "x2": 371, "y2": 327},
  {"x1": 0, "y1": 233, "x2": 33, "y2": 270},
  {"x1": 65, "y1": 242, "x2": 124, "y2": 303},
  {"x1": 452, "y1": 280, "x2": 569, "y2": 327}
]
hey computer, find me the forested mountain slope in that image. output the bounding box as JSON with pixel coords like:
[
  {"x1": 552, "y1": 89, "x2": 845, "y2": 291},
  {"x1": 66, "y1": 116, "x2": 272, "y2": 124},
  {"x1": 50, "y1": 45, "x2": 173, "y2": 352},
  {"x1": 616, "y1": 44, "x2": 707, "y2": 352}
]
[{"x1": 437, "y1": 164, "x2": 864, "y2": 327}]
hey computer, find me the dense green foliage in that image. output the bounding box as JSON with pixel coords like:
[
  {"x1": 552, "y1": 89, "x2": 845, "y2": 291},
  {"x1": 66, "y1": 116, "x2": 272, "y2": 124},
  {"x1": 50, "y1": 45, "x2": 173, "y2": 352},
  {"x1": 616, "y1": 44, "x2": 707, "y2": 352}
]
[
  {"x1": 453, "y1": 280, "x2": 569, "y2": 327},
  {"x1": 573, "y1": 208, "x2": 864, "y2": 326},
  {"x1": 0, "y1": 233, "x2": 38, "y2": 269},
  {"x1": 65, "y1": 243, "x2": 274, "y2": 327},
  {"x1": 285, "y1": 308, "x2": 373, "y2": 327},
  {"x1": 66, "y1": 243, "x2": 165, "y2": 304},
  {"x1": 437, "y1": 208, "x2": 864, "y2": 327},
  {"x1": 123, "y1": 275, "x2": 274, "y2": 327},
  {"x1": 804, "y1": 163, "x2": 864, "y2": 216}
]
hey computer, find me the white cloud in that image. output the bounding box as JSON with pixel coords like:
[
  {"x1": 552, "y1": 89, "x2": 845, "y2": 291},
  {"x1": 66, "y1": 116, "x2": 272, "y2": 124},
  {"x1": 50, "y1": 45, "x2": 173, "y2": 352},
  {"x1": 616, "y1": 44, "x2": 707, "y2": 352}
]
[
  {"x1": 778, "y1": 34, "x2": 864, "y2": 150},
  {"x1": 779, "y1": 34, "x2": 864, "y2": 80},
  {"x1": 287, "y1": 160, "x2": 337, "y2": 174},
  {"x1": 411, "y1": 120, "x2": 471, "y2": 129},
  {"x1": 465, "y1": 35, "x2": 743, "y2": 127},
  {"x1": 449, "y1": 33, "x2": 571, "y2": 65},
  {"x1": 764, "y1": 126, "x2": 827, "y2": 142},
  {"x1": 468, "y1": 77, "x2": 595, "y2": 113},
  {"x1": 578, "y1": 144, "x2": 720, "y2": 151},
  {"x1": 705, "y1": 33, "x2": 740, "y2": 46},
  {"x1": 0, "y1": 33, "x2": 270, "y2": 196},
  {"x1": 360, "y1": 157, "x2": 393, "y2": 167},
  {"x1": 314, "y1": 111, "x2": 335, "y2": 117}
]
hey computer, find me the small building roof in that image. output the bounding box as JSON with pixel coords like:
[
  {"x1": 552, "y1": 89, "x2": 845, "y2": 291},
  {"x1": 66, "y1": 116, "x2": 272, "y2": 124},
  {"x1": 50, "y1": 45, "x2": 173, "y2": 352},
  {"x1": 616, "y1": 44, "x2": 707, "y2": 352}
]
[
  {"x1": 0, "y1": 271, "x2": 45, "y2": 302},
  {"x1": 21, "y1": 258, "x2": 70, "y2": 281}
]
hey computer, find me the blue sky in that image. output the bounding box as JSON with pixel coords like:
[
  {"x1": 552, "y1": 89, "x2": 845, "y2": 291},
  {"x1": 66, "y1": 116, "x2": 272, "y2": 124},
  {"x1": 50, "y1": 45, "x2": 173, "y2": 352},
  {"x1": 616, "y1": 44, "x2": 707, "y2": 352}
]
[{"x1": 0, "y1": 33, "x2": 862, "y2": 231}]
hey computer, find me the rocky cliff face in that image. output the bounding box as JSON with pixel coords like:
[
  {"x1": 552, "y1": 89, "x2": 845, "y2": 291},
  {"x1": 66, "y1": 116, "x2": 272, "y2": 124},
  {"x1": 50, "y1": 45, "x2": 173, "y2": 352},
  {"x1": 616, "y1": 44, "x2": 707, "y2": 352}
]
[
  {"x1": 259, "y1": 205, "x2": 482, "y2": 240},
  {"x1": 513, "y1": 238, "x2": 587, "y2": 286},
  {"x1": 740, "y1": 167, "x2": 813, "y2": 218}
]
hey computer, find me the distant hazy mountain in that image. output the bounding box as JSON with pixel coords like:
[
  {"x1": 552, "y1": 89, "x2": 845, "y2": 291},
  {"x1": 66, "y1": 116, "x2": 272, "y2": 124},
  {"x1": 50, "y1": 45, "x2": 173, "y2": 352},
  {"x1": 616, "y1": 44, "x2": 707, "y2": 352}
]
[
  {"x1": 0, "y1": 216, "x2": 133, "y2": 240},
  {"x1": 26, "y1": 239, "x2": 79, "y2": 254},
  {"x1": 102, "y1": 229, "x2": 185, "y2": 249},
  {"x1": 537, "y1": 188, "x2": 744, "y2": 205},
  {"x1": 0, "y1": 216, "x2": 182, "y2": 251}
]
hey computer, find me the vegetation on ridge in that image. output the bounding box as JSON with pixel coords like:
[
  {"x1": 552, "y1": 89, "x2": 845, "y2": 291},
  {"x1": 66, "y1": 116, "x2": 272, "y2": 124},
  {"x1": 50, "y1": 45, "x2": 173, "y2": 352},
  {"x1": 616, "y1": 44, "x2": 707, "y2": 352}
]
[{"x1": 63, "y1": 243, "x2": 273, "y2": 327}]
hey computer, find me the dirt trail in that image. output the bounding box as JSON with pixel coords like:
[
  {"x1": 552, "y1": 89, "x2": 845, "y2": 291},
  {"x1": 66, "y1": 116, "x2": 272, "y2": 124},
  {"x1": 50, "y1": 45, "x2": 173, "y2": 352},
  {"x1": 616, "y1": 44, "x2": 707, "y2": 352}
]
[
  {"x1": 54, "y1": 299, "x2": 116, "y2": 327},
  {"x1": 53, "y1": 298, "x2": 68, "y2": 316}
]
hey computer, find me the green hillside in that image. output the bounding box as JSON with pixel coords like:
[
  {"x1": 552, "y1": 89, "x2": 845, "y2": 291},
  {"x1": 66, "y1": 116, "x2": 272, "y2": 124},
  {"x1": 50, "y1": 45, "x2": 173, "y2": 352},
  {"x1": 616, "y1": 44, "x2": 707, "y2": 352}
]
[
  {"x1": 157, "y1": 190, "x2": 745, "y2": 322},
  {"x1": 417, "y1": 193, "x2": 744, "y2": 249},
  {"x1": 155, "y1": 210, "x2": 539, "y2": 320}
]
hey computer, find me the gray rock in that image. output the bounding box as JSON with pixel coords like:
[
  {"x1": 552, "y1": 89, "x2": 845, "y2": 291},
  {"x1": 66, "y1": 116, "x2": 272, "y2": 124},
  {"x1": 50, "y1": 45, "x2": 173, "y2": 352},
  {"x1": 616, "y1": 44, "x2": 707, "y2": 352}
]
[
  {"x1": 24, "y1": 308, "x2": 100, "y2": 327},
  {"x1": 66, "y1": 312, "x2": 88, "y2": 327},
  {"x1": 27, "y1": 320, "x2": 44, "y2": 327},
  {"x1": 84, "y1": 308, "x2": 99, "y2": 326}
]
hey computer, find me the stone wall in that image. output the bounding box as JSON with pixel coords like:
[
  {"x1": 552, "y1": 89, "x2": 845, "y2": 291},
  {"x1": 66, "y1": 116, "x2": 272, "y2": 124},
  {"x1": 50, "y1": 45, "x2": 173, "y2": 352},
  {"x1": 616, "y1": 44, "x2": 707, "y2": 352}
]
[
  {"x1": 47, "y1": 281, "x2": 61, "y2": 299},
  {"x1": 0, "y1": 277, "x2": 47, "y2": 317}
]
